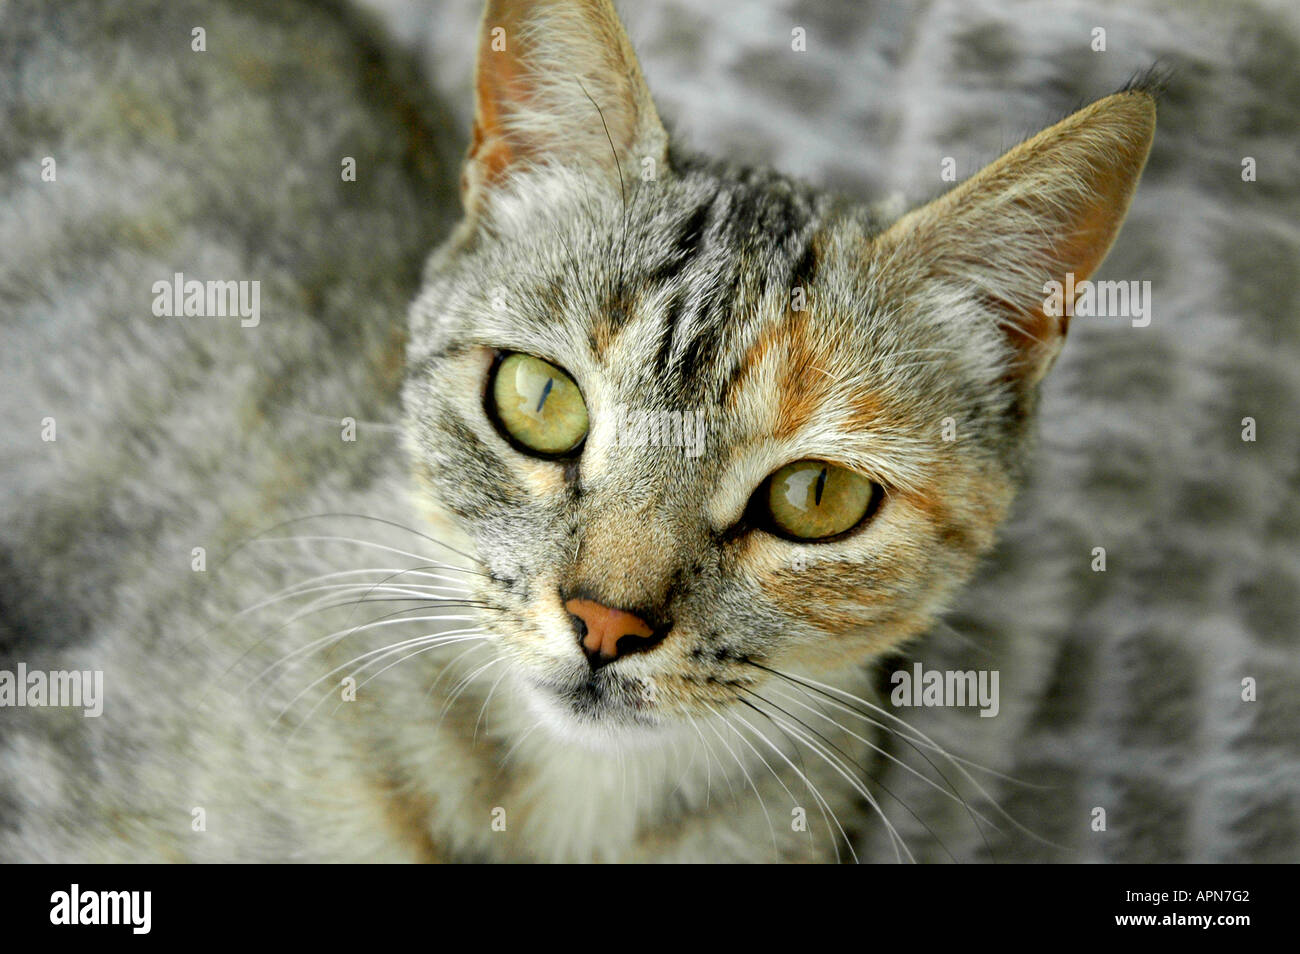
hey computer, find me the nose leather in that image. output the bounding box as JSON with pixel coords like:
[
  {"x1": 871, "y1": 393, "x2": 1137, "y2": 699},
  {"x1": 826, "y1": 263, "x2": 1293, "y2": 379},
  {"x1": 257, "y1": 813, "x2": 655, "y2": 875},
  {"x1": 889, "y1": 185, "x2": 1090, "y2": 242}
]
[{"x1": 565, "y1": 598, "x2": 657, "y2": 665}]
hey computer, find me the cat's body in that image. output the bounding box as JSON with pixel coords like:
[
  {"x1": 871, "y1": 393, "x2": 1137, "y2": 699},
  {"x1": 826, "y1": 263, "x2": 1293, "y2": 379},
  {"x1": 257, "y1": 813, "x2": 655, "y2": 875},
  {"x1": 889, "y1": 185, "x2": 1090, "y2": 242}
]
[{"x1": 2, "y1": 0, "x2": 1298, "y2": 863}]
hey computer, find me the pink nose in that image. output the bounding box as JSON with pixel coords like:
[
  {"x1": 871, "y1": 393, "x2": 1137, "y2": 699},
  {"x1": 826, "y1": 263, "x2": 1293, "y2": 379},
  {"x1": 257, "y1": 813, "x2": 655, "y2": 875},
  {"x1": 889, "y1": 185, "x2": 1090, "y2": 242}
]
[{"x1": 565, "y1": 598, "x2": 661, "y2": 667}]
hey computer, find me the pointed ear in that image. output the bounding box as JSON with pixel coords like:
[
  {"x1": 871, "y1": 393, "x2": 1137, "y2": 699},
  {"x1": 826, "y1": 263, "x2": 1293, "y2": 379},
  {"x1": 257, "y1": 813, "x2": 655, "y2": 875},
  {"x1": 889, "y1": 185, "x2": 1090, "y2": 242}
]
[
  {"x1": 462, "y1": 0, "x2": 668, "y2": 213},
  {"x1": 876, "y1": 91, "x2": 1156, "y2": 386}
]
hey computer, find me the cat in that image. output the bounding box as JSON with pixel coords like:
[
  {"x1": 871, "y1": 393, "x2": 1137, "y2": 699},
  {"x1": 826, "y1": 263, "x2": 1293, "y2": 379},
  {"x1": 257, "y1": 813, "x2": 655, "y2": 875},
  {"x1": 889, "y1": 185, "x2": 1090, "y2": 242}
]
[{"x1": 2, "y1": 0, "x2": 1297, "y2": 863}]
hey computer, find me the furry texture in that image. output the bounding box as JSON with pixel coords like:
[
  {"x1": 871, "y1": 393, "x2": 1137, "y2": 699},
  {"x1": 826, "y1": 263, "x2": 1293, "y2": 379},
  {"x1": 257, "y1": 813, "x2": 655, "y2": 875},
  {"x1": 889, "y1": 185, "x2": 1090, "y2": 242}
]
[{"x1": 1, "y1": 0, "x2": 1297, "y2": 863}]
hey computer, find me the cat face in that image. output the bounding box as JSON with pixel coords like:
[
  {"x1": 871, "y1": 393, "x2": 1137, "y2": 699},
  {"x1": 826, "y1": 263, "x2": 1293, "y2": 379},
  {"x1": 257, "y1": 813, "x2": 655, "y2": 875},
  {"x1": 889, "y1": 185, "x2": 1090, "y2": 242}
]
[{"x1": 403, "y1": 0, "x2": 1153, "y2": 746}]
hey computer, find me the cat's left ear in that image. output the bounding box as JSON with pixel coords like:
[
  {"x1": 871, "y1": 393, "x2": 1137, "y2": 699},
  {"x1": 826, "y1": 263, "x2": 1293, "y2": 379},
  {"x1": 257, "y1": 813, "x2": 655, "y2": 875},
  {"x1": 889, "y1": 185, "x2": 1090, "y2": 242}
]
[
  {"x1": 875, "y1": 91, "x2": 1156, "y2": 387},
  {"x1": 462, "y1": 0, "x2": 668, "y2": 213}
]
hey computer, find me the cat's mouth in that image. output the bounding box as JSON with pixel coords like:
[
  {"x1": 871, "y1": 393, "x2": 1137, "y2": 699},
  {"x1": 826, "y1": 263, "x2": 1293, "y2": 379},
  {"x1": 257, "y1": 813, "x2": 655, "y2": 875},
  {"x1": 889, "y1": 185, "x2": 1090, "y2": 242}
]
[{"x1": 524, "y1": 668, "x2": 665, "y2": 743}]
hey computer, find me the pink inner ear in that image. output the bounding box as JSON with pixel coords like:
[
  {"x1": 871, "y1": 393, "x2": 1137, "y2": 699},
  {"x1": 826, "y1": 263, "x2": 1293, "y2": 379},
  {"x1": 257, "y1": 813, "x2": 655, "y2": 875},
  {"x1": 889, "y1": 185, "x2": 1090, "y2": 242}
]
[
  {"x1": 1005, "y1": 163, "x2": 1149, "y2": 384},
  {"x1": 459, "y1": 0, "x2": 668, "y2": 215},
  {"x1": 467, "y1": 35, "x2": 529, "y2": 193}
]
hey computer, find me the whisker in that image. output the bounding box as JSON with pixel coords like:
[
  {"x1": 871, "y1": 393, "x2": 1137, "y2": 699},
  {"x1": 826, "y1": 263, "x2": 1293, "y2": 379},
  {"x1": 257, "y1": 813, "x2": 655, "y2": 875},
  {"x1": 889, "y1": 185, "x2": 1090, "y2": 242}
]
[
  {"x1": 215, "y1": 512, "x2": 485, "y2": 570},
  {"x1": 318, "y1": 563, "x2": 485, "y2": 668},
  {"x1": 688, "y1": 713, "x2": 737, "y2": 801},
  {"x1": 474, "y1": 667, "x2": 511, "y2": 741},
  {"x1": 768, "y1": 684, "x2": 999, "y2": 836},
  {"x1": 290, "y1": 633, "x2": 490, "y2": 740},
  {"x1": 682, "y1": 715, "x2": 715, "y2": 808},
  {"x1": 245, "y1": 536, "x2": 462, "y2": 568},
  {"x1": 339, "y1": 633, "x2": 491, "y2": 704},
  {"x1": 280, "y1": 410, "x2": 404, "y2": 433},
  {"x1": 665, "y1": 715, "x2": 706, "y2": 803},
  {"x1": 230, "y1": 566, "x2": 473, "y2": 620},
  {"x1": 425, "y1": 641, "x2": 493, "y2": 700},
  {"x1": 747, "y1": 661, "x2": 1061, "y2": 850},
  {"x1": 700, "y1": 709, "x2": 779, "y2": 861},
  {"x1": 440, "y1": 655, "x2": 507, "y2": 720},
  {"x1": 732, "y1": 699, "x2": 853, "y2": 863},
  {"x1": 196, "y1": 592, "x2": 488, "y2": 712},
  {"x1": 704, "y1": 702, "x2": 815, "y2": 857},
  {"x1": 273, "y1": 628, "x2": 484, "y2": 723},
  {"x1": 747, "y1": 661, "x2": 1035, "y2": 784},
  {"x1": 252, "y1": 610, "x2": 483, "y2": 688},
  {"x1": 170, "y1": 561, "x2": 479, "y2": 662},
  {"x1": 741, "y1": 688, "x2": 915, "y2": 863},
  {"x1": 498, "y1": 721, "x2": 543, "y2": 774},
  {"x1": 759, "y1": 664, "x2": 1012, "y2": 857}
]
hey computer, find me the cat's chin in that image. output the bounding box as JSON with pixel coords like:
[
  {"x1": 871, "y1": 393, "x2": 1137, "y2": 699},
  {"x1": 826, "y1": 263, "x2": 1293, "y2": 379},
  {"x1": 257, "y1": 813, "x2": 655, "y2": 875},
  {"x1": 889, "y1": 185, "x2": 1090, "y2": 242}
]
[{"x1": 516, "y1": 673, "x2": 670, "y2": 753}]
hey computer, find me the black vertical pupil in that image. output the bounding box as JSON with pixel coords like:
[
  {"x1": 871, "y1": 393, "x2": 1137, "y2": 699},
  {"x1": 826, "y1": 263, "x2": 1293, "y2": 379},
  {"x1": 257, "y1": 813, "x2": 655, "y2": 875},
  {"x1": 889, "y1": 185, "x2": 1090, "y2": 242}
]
[
  {"x1": 535, "y1": 376, "x2": 554, "y2": 413},
  {"x1": 814, "y1": 466, "x2": 828, "y2": 506}
]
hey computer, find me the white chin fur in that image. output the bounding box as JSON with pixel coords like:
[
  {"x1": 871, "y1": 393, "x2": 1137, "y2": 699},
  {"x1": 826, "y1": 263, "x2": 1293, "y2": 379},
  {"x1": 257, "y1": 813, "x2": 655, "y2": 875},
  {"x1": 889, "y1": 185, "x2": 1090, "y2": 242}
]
[{"x1": 516, "y1": 676, "x2": 671, "y2": 754}]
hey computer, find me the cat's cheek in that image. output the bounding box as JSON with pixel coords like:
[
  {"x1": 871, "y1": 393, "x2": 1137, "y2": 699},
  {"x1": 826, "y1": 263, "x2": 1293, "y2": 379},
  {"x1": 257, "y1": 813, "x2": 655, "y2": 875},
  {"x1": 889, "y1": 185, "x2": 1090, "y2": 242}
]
[
  {"x1": 778, "y1": 610, "x2": 938, "y2": 674},
  {"x1": 513, "y1": 460, "x2": 569, "y2": 498},
  {"x1": 734, "y1": 499, "x2": 948, "y2": 655},
  {"x1": 724, "y1": 528, "x2": 802, "y2": 580}
]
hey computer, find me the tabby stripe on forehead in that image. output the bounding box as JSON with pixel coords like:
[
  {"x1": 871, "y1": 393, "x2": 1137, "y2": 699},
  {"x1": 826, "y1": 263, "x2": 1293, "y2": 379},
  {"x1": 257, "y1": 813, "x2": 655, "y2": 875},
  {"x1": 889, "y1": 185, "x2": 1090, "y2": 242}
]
[
  {"x1": 653, "y1": 199, "x2": 714, "y2": 282},
  {"x1": 716, "y1": 224, "x2": 821, "y2": 404},
  {"x1": 672, "y1": 269, "x2": 741, "y2": 387},
  {"x1": 653, "y1": 287, "x2": 691, "y2": 373},
  {"x1": 716, "y1": 185, "x2": 767, "y2": 242},
  {"x1": 651, "y1": 180, "x2": 819, "y2": 386},
  {"x1": 787, "y1": 228, "x2": 820, "y2": 292},
  {"x1": 602, "y1": 196, "x2": 714, "y2": 346},
  {"x1": 632, "y1": 197, "x2": 716, "y2": 314}
]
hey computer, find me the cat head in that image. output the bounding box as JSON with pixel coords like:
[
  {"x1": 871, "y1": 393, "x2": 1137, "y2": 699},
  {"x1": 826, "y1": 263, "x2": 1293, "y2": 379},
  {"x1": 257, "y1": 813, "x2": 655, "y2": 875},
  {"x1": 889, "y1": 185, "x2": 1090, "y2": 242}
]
[{"x1": 403, "y1": 0, "x2": 1154, "y2": 747}]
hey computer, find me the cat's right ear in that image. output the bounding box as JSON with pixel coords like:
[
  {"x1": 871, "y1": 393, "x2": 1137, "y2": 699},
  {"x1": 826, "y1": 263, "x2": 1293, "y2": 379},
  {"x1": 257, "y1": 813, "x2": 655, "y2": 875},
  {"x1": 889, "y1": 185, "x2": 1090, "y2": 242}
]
[{"x1": 461, "y1": 0, "x2": 668, "y2": 214}]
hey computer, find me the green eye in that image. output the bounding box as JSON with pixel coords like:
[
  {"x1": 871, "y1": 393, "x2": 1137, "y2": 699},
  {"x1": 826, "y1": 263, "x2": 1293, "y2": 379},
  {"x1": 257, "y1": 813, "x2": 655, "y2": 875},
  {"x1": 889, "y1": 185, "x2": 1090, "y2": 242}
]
[
  {"x1": 487, "y1": 352, "x2": 589, "y2": 456},
  {"x1": 764, "y1": 460, "x2": 881, "y2": 540}
]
